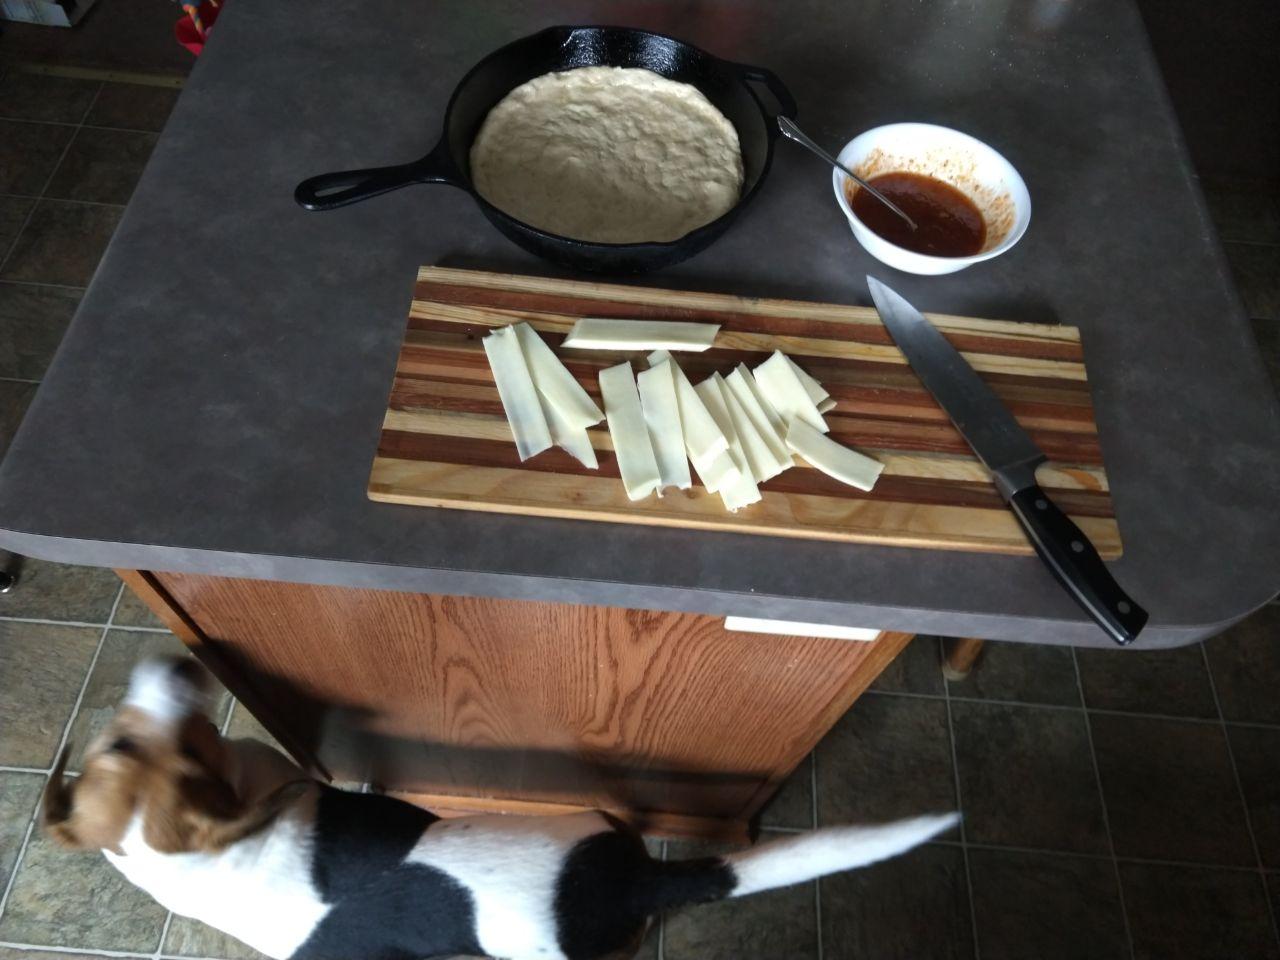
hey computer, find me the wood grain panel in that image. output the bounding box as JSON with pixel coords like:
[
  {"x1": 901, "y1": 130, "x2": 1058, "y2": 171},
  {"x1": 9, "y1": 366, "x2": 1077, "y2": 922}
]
[
  {"x1": 156, "y1": 572, "x2": 901, "y2": 830},
  {"x1": 370, "y1": 268, "x2": 1122, "y2": 556}
]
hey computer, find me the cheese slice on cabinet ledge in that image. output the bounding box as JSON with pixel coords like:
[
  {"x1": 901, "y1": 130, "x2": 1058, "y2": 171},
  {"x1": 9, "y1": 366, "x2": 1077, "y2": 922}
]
[
  {"x1": 785, "y1": 420, "x2": 884, "y2": 492},
  {"x1": 598, "y1": 362, "x2": 662, "y2": 501},
  {"x1": 483, "y1": 326, "x2": 552, "y2": 461},
  {"x1": 636, "y1": 359, "x2": 692, "y2": 491},
  {"x1": 563, "y1": 318, "x2": 720, "y2": 352},
  {"x1": 754, "y1": 350, "x2": 829, "y2": 433},
  {"x1": 513, "y1": 323, "x2": 604, "y2": 429}
]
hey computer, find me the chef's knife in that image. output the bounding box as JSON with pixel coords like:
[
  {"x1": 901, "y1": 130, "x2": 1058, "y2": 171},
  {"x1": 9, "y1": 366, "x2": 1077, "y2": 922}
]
[{"x1": 866, "y1": 276, "x2": 1147, "y2": 645}]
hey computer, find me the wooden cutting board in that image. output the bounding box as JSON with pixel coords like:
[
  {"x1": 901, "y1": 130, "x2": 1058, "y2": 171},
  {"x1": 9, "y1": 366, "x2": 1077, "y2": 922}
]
[{"x1": 368, "y1": 267, "x2": 1122, "y2": 557}]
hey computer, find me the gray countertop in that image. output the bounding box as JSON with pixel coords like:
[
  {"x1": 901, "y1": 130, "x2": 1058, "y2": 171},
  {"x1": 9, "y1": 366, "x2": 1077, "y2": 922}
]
[{"x1": 1, "y1": 0, "x2": 1276, "y2": 648}]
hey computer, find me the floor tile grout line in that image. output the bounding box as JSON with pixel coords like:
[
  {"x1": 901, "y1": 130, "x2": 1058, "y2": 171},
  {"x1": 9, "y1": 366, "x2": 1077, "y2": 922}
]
[
  {"x1": 1, "y1": 193, "x2": 130, "y2": 209},
  {"x1": 0, "y1": 942, "x2": 153, "y2": 958},
  {"x1": 0, "y1": 82, "x2": 103, "y2": 277},
  {"x1": 930, "y1": 836, "x2": 1270, "y2": 872},
  {"x1": 864, "y1": 686, "x2": 1280, "y2": 729},
  {"x1": 0, "y1": 121, "x2": 166, "y2": 136},
  {"x1": 0, "y1": 582, "x2": 120, "y2": 923},
  {"x1": 154, "y1": 911, "x2": 174, "y2": 960},
  {"x1": 1199, "y1": 642, "x2": 1280, "y2": 950},
  {"x1": 0, "y1": 279, "x2": 90, "y2": 292},
  {"x1": 0, "y1": 614, "x2": 170, "y2": 632},
  {"x1": 1071, "y1": 648, "x2": 1137, "y2": 960},
  {"x1": 812, "y1": 750, "x2": 823, "y2": 960},
  {"x1": 1220, "y1": 237, "x2": 1280, "y2": 249},
  {"x1": 0, "y1": 817, "x2": 37, "y2": 926},
  {"x1": 938, "y1": 643, "x2": 981, "y2": 960}
]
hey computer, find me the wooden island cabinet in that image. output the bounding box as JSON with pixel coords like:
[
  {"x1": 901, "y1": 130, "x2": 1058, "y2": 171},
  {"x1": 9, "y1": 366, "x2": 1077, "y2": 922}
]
[{"x1": 120, "y1": 571, "x2": 912, "y2": 841}]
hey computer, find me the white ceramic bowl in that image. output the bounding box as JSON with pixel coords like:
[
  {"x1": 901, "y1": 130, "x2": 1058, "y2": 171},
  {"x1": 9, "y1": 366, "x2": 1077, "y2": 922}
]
[{"x1": 832, "y1": 123, "x2": 1031, "y2": 275}]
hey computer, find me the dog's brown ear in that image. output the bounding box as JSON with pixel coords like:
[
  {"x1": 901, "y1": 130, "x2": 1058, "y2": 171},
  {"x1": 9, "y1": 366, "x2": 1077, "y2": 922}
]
[
  {"x1": 41, "y1": 747, "x2": 83, "y2": 848},
  {"x1": 42, "y1": 746, "x2": 137, "y2": 853}
]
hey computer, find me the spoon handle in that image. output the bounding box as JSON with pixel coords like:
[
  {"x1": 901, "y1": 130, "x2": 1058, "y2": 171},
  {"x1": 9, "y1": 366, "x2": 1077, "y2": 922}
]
[{"x1": 777, "y1": 117, "x2": 918, "y2": 231}]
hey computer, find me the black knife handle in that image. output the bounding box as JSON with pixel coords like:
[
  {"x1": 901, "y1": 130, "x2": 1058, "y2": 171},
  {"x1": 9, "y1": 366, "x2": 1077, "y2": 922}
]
[{"x1": 1008, "y1": 485, "x2": 1148, "y2": 645}]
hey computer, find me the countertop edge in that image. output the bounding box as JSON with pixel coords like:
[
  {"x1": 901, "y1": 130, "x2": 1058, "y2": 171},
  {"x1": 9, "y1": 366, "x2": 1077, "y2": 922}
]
[{"x1": 0, "y1": 528, "x2": 1257, "y2": 650}]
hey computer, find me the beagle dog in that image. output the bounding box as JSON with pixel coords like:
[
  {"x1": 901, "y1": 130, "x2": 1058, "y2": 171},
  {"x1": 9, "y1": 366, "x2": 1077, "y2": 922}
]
[{"x1": 43, "y1": 657, "x2": 957, "y2": 960}]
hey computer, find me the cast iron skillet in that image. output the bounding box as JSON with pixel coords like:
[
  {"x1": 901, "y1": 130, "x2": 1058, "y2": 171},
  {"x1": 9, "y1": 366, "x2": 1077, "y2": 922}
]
[{"x1": 294, "y1": 25, "x2": 797, "y2": 273}]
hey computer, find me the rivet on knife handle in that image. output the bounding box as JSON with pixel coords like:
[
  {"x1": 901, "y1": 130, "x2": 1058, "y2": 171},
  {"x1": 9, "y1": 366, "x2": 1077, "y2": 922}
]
[{"x1": 1008, "y1": 484, "x2": 1148, "y2": 644}]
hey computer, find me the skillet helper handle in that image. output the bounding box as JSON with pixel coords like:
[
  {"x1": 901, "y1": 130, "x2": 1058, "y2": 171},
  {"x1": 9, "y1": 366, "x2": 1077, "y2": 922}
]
[
  {"x1": 295, "y1": 143, "x2": 461, "y2": 211},
  {"x1": 1008, "y1": 485, "x2": 1148, "y2": 646},
  {"x1": 732, "y1": 62, "x2": 798, "y2": 121},
  {"x1": 294, "y1": 161, "x2": 425, "y2": 210}
]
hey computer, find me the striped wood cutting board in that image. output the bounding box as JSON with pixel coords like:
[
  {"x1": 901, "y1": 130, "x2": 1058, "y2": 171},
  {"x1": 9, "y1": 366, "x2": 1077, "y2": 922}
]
[{"x1": 368, "y1": 267, "x2": 1121, "y2": 557}]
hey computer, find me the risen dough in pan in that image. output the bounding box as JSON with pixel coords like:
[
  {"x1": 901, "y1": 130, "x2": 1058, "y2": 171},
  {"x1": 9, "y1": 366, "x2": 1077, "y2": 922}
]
[{"x1": 470, "y1": 67, "x2": 744, "y2": 244}]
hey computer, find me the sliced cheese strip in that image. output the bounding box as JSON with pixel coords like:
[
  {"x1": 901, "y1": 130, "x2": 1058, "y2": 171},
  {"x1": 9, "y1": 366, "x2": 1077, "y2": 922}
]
[
  {"x1": 725, "y1": 367, "x2": 791, "y2": 472},
  {"x1": 754, "y1": 350, "x2": 829, "y2": 433},
  {"x1": 734, "y1": 363, "x2": 788, "y2": 439},
  {"x1": 649, "y1": 350, "x2": 731, "y2": 469},
  {"x1": 718, "y1": 463, "x2": 763, "y2": 511},
  {"x1": 637, "y1": 360, "x2": 692, "y2": 491},
  {"x1": 545, "y1": 401, "x2": 598, "y2": 469},
  {"x1": 722, "y1": 374, "x2": 789, "y2": 481},
  {"x1": 513, "y1": 322, "x2": 604, "y2": 429},
  {"x1": 692, "y1": 448, "x2": 740, "y2": 494},
  {"x1": 598, "y1": 362, "x2": 662, "y2": 501},
  {"x1": 786, "y1": 419, "x2": 884, "y2": 492},
  {"x1": 563, "y1": 317, "x2": 720, "y2": 352},
  {"x1": 786, "y1": 354, "x2": 830, "y2": 406},
  {"x1": 695, "y1": 375, "x2": 761, "y2": 509},
  {"x1": 483, "y1": 326, "x2": 552, "y2": 461}
]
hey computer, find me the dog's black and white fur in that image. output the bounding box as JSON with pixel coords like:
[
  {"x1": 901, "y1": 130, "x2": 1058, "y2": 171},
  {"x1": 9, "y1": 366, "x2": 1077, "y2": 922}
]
[{"x1": 44, "y1": 658, "x2": 957, "y2": 960}]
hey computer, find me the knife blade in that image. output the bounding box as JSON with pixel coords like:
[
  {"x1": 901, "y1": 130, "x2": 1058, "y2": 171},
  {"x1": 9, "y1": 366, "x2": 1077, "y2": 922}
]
[{"x1": 866, "y1": 276, "x2": 1147, "y2": 645}]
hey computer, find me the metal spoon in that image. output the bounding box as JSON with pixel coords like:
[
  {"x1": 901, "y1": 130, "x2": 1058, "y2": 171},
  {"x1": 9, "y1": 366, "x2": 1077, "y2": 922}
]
[{"x1": 777, "y1": 117, "x2": 918, "y2": 231}]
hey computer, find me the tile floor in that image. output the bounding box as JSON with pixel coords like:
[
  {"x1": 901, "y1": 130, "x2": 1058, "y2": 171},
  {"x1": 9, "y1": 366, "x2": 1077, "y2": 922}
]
[{"x1": 1, "y1": 62, "x2": 1279, "y2": 960}]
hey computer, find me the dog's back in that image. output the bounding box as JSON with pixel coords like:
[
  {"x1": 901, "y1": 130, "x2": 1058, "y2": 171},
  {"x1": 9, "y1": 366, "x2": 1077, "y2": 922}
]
[{"x1": 44, "y1": 657, "x2": 957, "y2": 960}]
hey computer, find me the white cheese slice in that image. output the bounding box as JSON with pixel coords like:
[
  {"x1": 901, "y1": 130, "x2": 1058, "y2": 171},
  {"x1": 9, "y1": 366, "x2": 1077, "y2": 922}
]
[
  {"x1": 786, "y1": 355, "x2": 830, "y2": 407},
  {"x1": 637, "y1": 360, "x2": 692, "y2": 491},
  {"x1": 563, "y1": 317, "x2": 720, "y2": 352},
  {"x1": 695, "y1": 375, "x2": 761, "y2": 509},
  {"x1": 483, "y1": 326, "x2": 553, "y2": 461},
  {"x1": 785, "y1": 419, "x2": 884, "y2": 492},
  {"x1": 722, "y1": 374, "x2": 789, "y2": 481},
  {"x1": 817, "y1": 397, "x2": 838, "y2": 414},
  {"x1": 734, "y1": 363, "x2": 788, "y2": 438},
  {"x1": 598, "y1": 362, "x2": 662, "y2": 501},
  {"x1": 513, "y1": 323, "x2": 604, "y2": 429},
  {"x1": 647, "y1": 351, "x2": 734, "y2": 489},
  {"x1": 754, "y1": 350, "x2": 829, "y2": 433},
  {"x1": 545, "y1": 402, "x2": 598, "y2": 469},
  {"x1": 718, "y1": 465, "x2": 763, "y2": 511},
  {"x1": 724, "y1": 367, "x2": 791, "y2": 473},
  {"x1": 692, "y1": 448, "x2": 740, "y2": 494}
]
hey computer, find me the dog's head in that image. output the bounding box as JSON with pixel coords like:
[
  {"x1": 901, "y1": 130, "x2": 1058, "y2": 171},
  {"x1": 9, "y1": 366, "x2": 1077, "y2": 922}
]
[{"x1": 42, "y1": 657, "x2": 246, "y2": 855}]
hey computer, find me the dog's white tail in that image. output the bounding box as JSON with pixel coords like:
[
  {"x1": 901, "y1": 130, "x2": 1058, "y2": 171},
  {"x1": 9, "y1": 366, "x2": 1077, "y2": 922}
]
[{"x1": 725, "y1": 813, "x2": 959, "y2": 897}]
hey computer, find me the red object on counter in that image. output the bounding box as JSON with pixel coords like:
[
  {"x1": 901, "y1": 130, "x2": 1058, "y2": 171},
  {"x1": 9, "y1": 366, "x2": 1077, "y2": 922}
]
[{"x1": 175, "y1": 0, "x2": 223, "y2": 56}]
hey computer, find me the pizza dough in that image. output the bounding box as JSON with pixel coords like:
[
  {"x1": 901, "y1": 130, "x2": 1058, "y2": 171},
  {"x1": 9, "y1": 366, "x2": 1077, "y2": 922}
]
[{"x1": 470, "y1": 67, "x2": 744, "y2": 244}]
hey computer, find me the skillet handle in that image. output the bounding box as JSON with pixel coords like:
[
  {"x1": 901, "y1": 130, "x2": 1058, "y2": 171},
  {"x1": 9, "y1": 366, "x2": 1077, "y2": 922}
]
[
  {"x1": 731, "y1": 62, "x2": 798, "y2": 122},
  {"x1": 294, "y1": 140, "x2": 463, "y2": 211}
]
